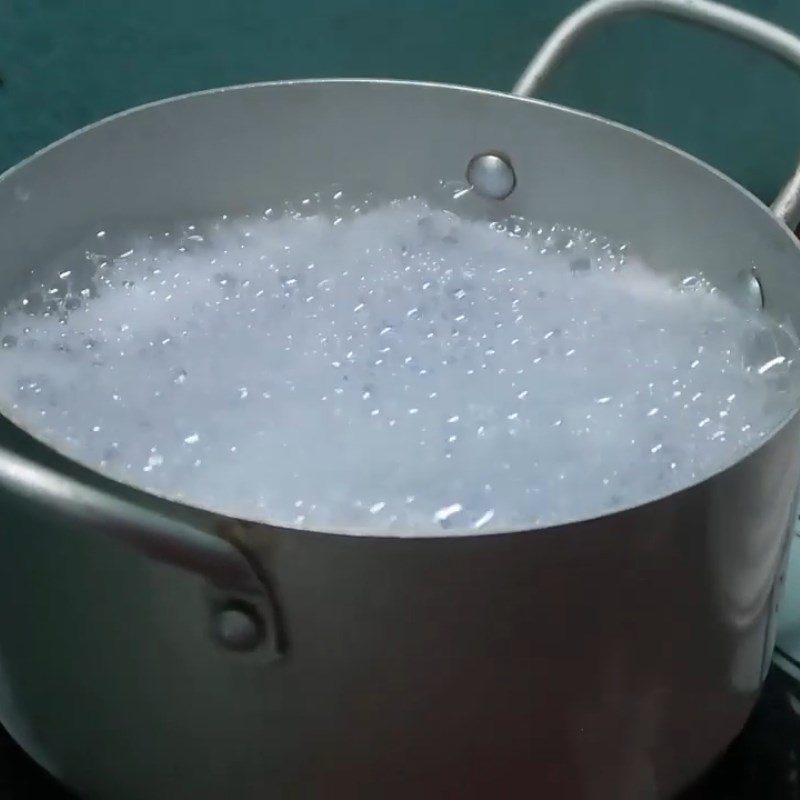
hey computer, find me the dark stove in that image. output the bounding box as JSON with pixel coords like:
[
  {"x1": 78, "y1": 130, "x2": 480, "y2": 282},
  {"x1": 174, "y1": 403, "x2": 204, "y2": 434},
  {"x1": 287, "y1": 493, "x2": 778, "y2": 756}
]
[
  {"x1": 1, "y1": 665, "x2": 798, "y2": 798},
  {"x1": 679, "y1": 664, "x2": 800, "y2": 799}
]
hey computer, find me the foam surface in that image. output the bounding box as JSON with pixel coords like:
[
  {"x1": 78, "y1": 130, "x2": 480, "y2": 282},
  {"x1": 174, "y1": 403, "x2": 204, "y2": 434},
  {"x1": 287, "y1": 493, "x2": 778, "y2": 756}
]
[{"x1": 0, "y1": 193, "x2": 797, "y2": 533}]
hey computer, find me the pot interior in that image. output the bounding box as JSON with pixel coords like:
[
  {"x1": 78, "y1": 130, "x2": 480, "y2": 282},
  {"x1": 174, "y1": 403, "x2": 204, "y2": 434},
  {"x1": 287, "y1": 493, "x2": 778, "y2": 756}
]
[{"x1": 0, "y1": 79, "x2": 798, "y2": 534}]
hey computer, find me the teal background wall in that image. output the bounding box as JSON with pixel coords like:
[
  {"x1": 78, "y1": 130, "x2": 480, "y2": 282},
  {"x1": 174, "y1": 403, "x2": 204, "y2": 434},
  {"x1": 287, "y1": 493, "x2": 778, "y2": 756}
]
[{"x1": 0, "y1": 0, "x2": 798, "y2": 205}]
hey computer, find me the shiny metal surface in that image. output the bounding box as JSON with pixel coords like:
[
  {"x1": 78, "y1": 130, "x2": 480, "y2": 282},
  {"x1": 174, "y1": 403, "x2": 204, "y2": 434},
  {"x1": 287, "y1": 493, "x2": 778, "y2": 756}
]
[
  {"x1": 733, "y1": 268, "x2": 765, "y2": 313},
  {"x1": 0, "y1": 424, "x2": 798, "y2": 798},
  {"x1": 212, "y1": 603, "x2": 265, "y2": 652},
  {"x1": 0, "y1": 446, "x2": 264, "y2": 598},
  {"x1": 0, "y1": 435, "x2": 282, "y2": 661},
  {"x1": 512, "y1": 0, "x2": 800, "y2": 228},
  {"x1": 466, "y1": 152, "x2": 516, "y2": 199},
  {"x1": 775, "y1": 163, "x2": 800, "y2": 230},
  {"x1": 0, "y1": 7, "x2": 796, "y2": 796}
]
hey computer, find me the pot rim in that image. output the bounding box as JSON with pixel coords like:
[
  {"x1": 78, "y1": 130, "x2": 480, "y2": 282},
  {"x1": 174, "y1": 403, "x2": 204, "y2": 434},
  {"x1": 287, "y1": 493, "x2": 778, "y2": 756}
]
[{"x1": 1, "y1": 77, "x2": 799, "y2": 538}]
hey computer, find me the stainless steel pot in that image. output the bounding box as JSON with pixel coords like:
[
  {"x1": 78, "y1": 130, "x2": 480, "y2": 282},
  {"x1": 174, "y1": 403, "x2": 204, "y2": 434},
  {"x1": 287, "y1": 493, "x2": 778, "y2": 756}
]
[{"x1": 0, "y1": 1, "x2": 799, "y2": 797}]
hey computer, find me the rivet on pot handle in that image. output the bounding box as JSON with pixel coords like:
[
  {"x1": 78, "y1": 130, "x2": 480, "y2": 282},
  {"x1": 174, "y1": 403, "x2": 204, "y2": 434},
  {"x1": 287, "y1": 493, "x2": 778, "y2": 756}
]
[
  {"x1": 0, "y1": 445, "x2": 283, "y2": 660},
  {"x1": 513, "y1": 0, "x2": 800, "y2": 230}
]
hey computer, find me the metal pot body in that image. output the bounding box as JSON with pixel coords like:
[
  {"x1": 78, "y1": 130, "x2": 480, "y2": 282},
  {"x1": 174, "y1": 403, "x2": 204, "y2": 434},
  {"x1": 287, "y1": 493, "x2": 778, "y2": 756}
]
[
  {"x1": 0, "y1": 79, "x2": 799, "y2": 799},
  {"x1": 0, "y1": 423, "x2": 799, "y2": 800}
]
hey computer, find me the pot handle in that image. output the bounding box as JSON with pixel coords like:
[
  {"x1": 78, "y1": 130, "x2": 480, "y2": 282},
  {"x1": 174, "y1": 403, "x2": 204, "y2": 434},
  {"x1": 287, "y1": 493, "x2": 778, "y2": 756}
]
[
  {"x1": 0, "y1": 444, "x2": 282, "y2": 656},
  {"x1": 512, "y1": 0, "x2": 800, "y2": 229}
]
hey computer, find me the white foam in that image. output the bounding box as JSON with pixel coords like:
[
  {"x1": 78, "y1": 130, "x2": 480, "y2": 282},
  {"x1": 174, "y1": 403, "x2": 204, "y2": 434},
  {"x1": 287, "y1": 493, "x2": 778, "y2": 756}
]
[{"x1": 0, "y1": 194, "x2": 797, "y2": 534}]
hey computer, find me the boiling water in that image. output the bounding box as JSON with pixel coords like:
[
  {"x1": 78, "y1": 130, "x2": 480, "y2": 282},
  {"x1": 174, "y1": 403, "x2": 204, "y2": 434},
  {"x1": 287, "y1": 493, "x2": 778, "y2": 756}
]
[{"x1": 0, "y1": 194, "x2": 797, "y2": 533}]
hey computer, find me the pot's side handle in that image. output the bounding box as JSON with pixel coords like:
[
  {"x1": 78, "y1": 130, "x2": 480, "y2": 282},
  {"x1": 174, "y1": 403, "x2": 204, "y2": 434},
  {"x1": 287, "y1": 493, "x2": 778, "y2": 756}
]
[
  {"x1": 512, "y1": 0, "x2": 800, "y2": 230},
  {"x1": 0, "y1": 445, "x2": 282, "y2": 658}
]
